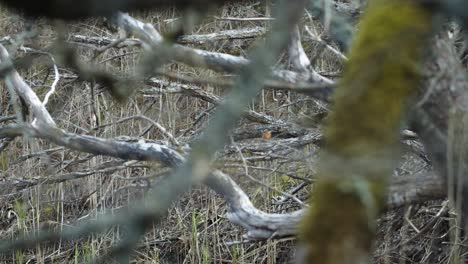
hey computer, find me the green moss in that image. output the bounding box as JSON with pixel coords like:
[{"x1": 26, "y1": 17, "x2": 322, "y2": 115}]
[
  {"x1": 299, "y1": 1, "x2": 433, "y2": 263},
  {"x1": 300, "y1": 176, "x2": 387, "y2": 263},
  {"x1": 326, "y1": 0, "x2": 432, "y2": 157},
  {"x1": 301, "y1": 183, "x2": 358, "y2": 260}
]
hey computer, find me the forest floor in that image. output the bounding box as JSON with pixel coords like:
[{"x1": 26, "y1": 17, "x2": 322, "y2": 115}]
[{"x1": 0, "y1": 1, "x2": 463, "y2": 263}]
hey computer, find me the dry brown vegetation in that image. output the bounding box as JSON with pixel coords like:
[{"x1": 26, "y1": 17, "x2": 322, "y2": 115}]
[{"x1": 0, "y1": 1, "x2": 465, "y2": 263}]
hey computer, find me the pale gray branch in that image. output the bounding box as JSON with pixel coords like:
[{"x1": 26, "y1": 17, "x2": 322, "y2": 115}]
[
  {"x1": 0, "y1": 45, "x2": 55, "y2": 126},
  {"x1": 288, "y1": 25, "x2": 311, "y2": 72}
]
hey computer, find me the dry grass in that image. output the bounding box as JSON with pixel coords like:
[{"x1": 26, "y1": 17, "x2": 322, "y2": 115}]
[{"x1": 0, "y1": 1, "x2": 463, "y2": 263}]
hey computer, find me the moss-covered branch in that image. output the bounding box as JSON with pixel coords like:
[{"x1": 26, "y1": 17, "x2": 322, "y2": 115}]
[{"x1": 299, "y1": 1, "x2": 434, "y2": 263}]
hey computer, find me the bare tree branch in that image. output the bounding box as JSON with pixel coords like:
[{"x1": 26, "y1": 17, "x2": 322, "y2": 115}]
[
  {"x1": 113, "y1": 12, "x2": 333, "y2": 84},
  {"x1": 0, "y1": 45, "x2": 55, "y2": 126},
  {"x1": 0, "y1": 0, "x2": 309, "y2": 257}
]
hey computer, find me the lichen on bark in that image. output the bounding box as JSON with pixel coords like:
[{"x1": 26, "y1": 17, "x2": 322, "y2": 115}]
[{"x1": 299, "y1": 1, "x2": 434, "y2": 263}]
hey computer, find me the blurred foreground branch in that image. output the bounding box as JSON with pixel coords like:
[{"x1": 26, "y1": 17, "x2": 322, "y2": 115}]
[{"x1": 0, "y1": 0, "x2": 309, "y2": 260}]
